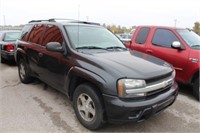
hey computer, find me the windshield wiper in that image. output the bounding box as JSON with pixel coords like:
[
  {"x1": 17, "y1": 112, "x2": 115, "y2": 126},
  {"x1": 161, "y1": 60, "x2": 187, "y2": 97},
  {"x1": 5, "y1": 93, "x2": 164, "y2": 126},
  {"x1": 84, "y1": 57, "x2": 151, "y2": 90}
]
[
  {"x1": 191, "y1": 45, "x2": 200, "y2": 48},
  {"x1": 76, "y1": 46, "x2": 106, "y2": 50},
  {"x1": 105, "y1": 46, "x2": 127, "y2": 50}
]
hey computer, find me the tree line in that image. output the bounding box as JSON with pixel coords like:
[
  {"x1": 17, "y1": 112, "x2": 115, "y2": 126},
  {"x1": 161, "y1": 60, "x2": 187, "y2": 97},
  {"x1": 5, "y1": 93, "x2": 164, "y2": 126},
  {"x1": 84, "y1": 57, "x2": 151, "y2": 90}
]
[
  {"x1": 193, "y1": 22, "x2": 200, "y2": 35},
  {"x1": 102, "y1": 22, "x2": 200, "y2": 35},
  {"x1": 102, "y1": 23, "x2": 135, "y2": 34},
  {"x1": 1, "y1": 22, "x2": 200, "y2": 35}
]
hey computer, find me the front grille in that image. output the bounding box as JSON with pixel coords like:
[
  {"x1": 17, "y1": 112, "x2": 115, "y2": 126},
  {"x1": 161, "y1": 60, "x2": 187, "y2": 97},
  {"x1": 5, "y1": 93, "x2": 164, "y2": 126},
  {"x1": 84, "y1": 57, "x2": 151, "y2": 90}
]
[
  {"x1": 146, "y1": 86, "x2": 171, "y2": 98},
  {"x1": 145, "y1": 73, "x2": 173, "y2": 98},
  {"x1": 146, "y1": 72, "x2": 172, "y2": 84}
]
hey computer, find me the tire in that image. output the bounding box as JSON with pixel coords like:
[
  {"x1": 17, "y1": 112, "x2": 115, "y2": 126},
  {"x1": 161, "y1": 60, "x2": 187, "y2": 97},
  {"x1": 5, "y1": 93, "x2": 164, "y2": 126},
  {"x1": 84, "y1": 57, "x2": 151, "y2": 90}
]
[
  {"x1": 193, "y1": 77, "x2": 199, "y2": 101},
  {"x1": 18, "y1": 59, "x2": 33, "y2": 83},
  {"x1": 73, "y1": 83, "x2": 105, "y2": 130}
]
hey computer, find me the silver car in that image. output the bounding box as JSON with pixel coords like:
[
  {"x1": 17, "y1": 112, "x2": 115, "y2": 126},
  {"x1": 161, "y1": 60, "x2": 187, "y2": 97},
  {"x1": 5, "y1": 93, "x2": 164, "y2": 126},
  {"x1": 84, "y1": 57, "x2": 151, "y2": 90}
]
[{"x1": 0, "y1": 30, "x2": 21, "y2": 63}]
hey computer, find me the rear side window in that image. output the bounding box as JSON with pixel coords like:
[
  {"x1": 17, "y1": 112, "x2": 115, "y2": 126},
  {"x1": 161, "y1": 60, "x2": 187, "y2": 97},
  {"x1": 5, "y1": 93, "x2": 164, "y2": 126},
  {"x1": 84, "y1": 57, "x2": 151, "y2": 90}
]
[
  {"x1": 42, "y1": 25, "x2": 63, "y2": 46},
  {"x1": 28, "y1": 24, "x2": 46, "y2": 44},
  {"x1": 152, "y1": 29, "x2": 179, "y2": 48},
  {"x1": 135, "y1": 27, "x2": 150, "y2": 44}
]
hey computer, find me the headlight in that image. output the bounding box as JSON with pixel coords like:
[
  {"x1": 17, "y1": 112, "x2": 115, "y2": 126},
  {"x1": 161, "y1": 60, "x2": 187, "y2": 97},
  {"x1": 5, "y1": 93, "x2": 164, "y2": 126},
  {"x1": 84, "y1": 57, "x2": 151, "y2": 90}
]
[
  {"x1": 172, "y1": 70, "x2": 176, "y2": 79},
  {"x1": 118, "y1": 79, "x2": 146, "y2": 98}
]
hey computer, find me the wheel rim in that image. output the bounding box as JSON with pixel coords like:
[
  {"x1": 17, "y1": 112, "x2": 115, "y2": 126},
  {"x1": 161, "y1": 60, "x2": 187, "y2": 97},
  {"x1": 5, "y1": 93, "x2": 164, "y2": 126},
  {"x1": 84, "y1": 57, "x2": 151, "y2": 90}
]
[
  {"x1": 77, "y1": 93, "x2": 96, "y2": 122},
  {"x1": 19, "y1": 62, "x2": 26, "y2": 80}
]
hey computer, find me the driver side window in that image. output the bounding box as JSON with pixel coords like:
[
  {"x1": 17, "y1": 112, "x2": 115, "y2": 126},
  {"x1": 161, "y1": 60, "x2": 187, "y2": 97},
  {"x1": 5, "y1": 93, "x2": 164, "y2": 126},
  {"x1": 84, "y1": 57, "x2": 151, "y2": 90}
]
[
  {"x1": 42, "y1": 25, "x2": 64, "y2": 46},
  {"x1": 152, "y1": 29, "x2": 180, "y2": 48}
]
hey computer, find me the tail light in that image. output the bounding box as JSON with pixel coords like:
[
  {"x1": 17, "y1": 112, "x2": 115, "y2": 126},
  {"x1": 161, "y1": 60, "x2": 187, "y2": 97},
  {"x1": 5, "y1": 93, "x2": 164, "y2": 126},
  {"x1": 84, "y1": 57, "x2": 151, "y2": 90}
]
[{"x1": 5, "y1": 44, "x2": 14, "y2": 51}]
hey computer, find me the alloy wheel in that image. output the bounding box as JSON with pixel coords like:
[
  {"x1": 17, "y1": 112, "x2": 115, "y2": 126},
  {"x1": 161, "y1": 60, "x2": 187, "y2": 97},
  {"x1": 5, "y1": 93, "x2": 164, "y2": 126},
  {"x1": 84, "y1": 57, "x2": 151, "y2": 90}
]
[{"x1": 77, "y1": 93, "x2": 96, "y2": 122}]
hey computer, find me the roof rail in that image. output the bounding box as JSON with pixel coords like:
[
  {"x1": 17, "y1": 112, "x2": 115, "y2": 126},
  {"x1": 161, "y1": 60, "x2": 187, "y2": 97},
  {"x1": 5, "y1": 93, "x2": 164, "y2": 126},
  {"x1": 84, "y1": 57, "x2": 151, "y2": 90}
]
[
  {"x1": 29, "y1": 18, "x2": 100, "y2": 25},
  {"x1": 49, "y1": 18, "x2": 100, "y2": 25},
  {"x1": 28, "y1": 19, "x2": 52, "y2": 23},
  {"x1": 70, "y1": 21, "x2": 100, "y2": 26}
]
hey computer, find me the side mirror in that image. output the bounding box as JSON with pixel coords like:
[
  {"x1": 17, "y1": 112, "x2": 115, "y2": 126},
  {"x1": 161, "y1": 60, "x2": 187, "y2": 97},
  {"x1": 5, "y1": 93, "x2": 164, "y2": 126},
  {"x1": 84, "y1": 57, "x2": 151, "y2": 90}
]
[
  {"x1": 171, "y1": 41, "x2": 185, "y2": 50},
  {"x1": 46, "y1": 42, "x2": 64, "y2": 52}
]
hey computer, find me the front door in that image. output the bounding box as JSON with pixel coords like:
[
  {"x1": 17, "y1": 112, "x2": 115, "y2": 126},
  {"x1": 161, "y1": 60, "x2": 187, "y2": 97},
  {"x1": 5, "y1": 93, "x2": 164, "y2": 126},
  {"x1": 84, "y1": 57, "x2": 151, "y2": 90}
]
[
  {"x1": 38, "y1": 24, "x2": 70, "y2": 90},
  {"x1": 149, "y1": 28, "x2": 189, "y2": 82}
]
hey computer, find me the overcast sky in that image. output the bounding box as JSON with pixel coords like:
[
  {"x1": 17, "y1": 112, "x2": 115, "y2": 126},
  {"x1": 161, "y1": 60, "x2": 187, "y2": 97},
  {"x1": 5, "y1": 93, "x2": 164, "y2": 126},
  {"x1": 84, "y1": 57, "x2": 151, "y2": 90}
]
[{"x1": 0, "y1": 0, "x2": 199, "y2": 28}]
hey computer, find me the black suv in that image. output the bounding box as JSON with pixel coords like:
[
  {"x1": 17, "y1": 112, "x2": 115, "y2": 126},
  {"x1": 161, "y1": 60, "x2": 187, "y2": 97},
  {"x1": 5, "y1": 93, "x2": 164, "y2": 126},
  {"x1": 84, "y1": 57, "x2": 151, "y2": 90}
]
[{"x1": 15, "y1": 19, "x2": 178, "y2": 130}]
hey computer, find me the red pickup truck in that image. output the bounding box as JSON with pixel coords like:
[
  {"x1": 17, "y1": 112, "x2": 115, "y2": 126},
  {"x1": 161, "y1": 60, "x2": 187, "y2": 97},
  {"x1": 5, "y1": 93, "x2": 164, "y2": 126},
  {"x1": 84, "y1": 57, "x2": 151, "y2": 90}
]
[{"x1": 124, "y1": 26, "x2": 200, "y2": 100}]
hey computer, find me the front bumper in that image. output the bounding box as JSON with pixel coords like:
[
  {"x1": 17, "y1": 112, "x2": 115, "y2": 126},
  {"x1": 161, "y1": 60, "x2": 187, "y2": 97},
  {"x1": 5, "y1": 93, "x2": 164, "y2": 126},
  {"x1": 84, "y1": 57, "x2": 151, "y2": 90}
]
[{"x1": 103, "y1": 82, "x2": 178, "y2": 123}]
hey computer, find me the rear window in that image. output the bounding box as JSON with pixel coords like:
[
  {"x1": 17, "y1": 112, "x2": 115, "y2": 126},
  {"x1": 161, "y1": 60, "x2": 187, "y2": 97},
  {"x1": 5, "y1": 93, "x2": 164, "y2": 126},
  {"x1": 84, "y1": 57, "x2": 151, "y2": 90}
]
[{"x1": 4, "y1": 32, "x2": 20, "y2": 42}]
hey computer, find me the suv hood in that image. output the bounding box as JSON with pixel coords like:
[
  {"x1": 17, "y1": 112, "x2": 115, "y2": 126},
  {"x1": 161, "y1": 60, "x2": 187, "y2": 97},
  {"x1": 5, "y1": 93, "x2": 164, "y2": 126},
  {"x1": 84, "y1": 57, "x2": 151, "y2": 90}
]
[{"x1": 80, "y1": 50, "x2": 173, "y2": 79}]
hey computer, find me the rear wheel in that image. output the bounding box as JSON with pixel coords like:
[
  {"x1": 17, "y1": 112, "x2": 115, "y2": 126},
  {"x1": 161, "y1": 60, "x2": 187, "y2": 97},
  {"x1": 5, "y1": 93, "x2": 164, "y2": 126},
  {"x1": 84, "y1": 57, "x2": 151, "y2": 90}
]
[
  {"x1": 73, "y1": 83, "x2": 105, "y2": 130},
  {"x1": 18, "y1": 59, "x2": 33, "y2": 83},
  {"x1": 193, "y1": 77, "x2": 199, "y2": 101}
]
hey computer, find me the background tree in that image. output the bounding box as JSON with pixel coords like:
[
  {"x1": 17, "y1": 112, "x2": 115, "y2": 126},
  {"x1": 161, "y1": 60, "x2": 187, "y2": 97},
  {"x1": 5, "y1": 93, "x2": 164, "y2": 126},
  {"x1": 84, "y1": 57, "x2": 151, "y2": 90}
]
[
  {"x1": 102, "y1": 24, "x2": 134, "y2": 34},
  {"x1": 193, "y1": 22, "x2": 200, "y2": 36}
]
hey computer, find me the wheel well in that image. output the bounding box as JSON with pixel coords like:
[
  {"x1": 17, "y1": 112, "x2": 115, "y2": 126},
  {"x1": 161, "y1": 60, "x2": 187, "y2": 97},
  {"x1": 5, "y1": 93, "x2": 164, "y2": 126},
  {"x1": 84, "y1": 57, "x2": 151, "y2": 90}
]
[
  {"x1": 191, "y1": 71, "x2": 199, "y2": 84},
  {"x1": 16, "y1": 53, "x2": 25, "y2": 64},
  {"x1": 68, "y1": 74, "x2": 103, "y2": 101},
  {"x1": 68, "y1": 74, "x2": 107, "y2": 121}
]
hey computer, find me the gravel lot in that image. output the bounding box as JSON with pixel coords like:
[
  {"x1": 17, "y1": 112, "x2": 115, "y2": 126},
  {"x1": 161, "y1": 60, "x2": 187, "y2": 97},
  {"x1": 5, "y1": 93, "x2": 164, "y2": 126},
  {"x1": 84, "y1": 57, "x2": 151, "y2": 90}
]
[{"x1": 0, "y1": 62, "x2": 200, "y2": 132}]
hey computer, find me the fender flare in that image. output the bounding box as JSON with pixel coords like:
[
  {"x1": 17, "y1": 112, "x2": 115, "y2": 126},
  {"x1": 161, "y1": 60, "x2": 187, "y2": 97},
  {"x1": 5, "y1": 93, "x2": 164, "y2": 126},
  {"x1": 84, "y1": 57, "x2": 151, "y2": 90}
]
[
  {"x1": 64, "y1": 66, "x2": 108, "y2": 98},
  {"x1": 15, "y1": 48, "x2": 27, "y2": 63}
]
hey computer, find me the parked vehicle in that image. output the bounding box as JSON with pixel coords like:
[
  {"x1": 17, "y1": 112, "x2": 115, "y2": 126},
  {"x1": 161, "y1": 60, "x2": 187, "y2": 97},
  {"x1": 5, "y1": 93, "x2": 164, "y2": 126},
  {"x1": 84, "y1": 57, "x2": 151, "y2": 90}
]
[
  {"x1": 0, "y1": 30, "x2": 21, "y2": 63},
  {"x1": 124, "y1": 26, "x2": 200, "y2": 100},
  {"x1": 15, "y1": 19, "x2": 178, "y2": 130},
  {"x1": 116, "y1": 33, "x2": 132, "y2": 43}
]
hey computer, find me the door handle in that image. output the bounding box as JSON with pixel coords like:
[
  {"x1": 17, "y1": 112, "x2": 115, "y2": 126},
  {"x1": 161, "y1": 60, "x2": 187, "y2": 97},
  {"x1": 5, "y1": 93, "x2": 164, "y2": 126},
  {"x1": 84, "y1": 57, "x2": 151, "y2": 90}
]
[
  {"x1": 146, "y1": 50, "x2": 153, "y2": 54},
  {"x1": 38, "y1": 53, "x2": 43, "y2": 57}
]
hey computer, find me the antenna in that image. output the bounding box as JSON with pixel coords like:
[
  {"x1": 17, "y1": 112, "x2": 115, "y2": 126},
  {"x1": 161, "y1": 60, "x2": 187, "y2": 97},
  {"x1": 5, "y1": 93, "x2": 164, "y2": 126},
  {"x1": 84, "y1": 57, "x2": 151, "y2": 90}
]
[
  {"x1": 174, "y1": 19, "x2": 177, "y2": 27},
  {"x1": 86, "y1": 16, "x2": 89, "y2": 22},
  {"x1": 3, "y1": 15, "x2": 6, "y2": 26},
  {"x1": 77, "y1": 4, "x2": 80, "y2": 47},
  {"x1": 78, "y1": 4, "x2": 80, "y2": 21}
]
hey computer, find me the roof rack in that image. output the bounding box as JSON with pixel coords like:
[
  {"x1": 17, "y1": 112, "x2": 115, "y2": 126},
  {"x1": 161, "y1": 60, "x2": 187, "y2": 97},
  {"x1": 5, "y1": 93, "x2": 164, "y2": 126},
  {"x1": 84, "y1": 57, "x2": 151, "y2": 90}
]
[
  {"x1": 28, "y1": 18, "x2": 100, "y2": 25},
  {"x1": 28, "y1": 19, "x2": 53, "y2": 23}
]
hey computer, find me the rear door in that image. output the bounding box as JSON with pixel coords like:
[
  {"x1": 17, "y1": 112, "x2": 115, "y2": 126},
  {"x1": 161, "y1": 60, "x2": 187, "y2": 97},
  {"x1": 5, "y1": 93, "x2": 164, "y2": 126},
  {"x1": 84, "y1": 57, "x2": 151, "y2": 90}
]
[
  {"x1": 25, "y1": 24, "x2": 46, "y2": 77},
  {"x1": 148, "y1": 28, "x2": 189, "y2": 82},
  {"x1": 131, "y1": 27, "x2": 150, "y2": 53}
]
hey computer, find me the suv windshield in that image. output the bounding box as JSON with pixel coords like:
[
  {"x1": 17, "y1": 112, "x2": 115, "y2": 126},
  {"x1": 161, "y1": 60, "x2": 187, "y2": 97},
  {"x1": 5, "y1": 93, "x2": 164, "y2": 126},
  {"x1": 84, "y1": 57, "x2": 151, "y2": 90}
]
[
  {"x1": 4, "y1": 32, "x2": 20, "y2": 42},
  {"x1": 65, "y1": 25, "x2": 125, "y2": 50},
  {"x1": 177, "y1": 29, "x2": 200, "y2": 50}
]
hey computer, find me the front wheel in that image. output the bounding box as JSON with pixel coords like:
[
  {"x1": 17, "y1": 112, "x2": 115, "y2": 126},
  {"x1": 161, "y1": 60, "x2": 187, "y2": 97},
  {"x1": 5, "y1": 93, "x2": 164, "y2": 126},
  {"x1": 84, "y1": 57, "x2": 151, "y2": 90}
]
[
  {"x1": 73, "y1": 83, "x2": 105, "y2": 130},
  {"x1": 18, "y1": 59, "x2": 33, "y2": 83},
  {"x1": 193, "y1": 77, "x2": 199, "y2": 101}
]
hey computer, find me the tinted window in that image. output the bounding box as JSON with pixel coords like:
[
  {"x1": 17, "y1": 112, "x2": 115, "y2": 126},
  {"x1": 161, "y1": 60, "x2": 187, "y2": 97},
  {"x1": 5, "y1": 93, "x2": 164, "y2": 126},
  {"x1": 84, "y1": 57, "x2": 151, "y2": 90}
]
[
  {"x1": 28, "y1": 24, "x2": 46, "y2": 44},
  {"x1": 152, "y1": 29, "x2": 179, "y2": 48},
  {"x1": 21, "y1": 24, "x2": 33, "y2": 41},
  {"x1": 135, "y1": 27, "x2": 150, "y2": 44},
  {"x1": 42, "y1": 25, "x2": 63, "y2": 46}
]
